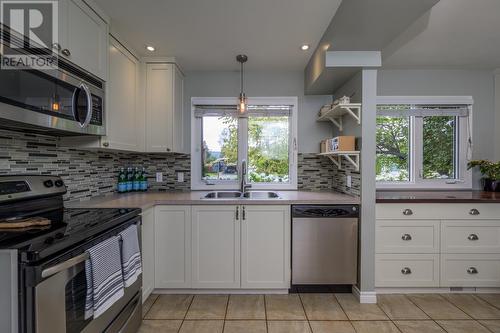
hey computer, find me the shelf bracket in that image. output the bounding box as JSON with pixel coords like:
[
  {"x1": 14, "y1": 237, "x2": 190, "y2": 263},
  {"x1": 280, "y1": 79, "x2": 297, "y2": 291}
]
[
  {"x1": 343, "y1": 153, "x2": 360, "y2": 172},
  {"x1": 326, "y1": 154, "x2": 341, "y2": 169},
  {"x1": 344, "y1": 106, "x2": 361, "y2": 124},
  {"x1": 329, "y1": 117, "x2": 343, "y2": 131}
]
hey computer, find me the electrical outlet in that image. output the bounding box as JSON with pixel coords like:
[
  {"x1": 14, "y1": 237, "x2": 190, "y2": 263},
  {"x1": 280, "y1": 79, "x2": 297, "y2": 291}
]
[
  {"x1": 177, "y1": 172, "x2": 184, "y2": 182},
  {"x1": 155, "y1": 172, "x2": 163, "y2": 182},
  {"x1": 346, "y1": 175, "x2": 352, "y2": 188}
]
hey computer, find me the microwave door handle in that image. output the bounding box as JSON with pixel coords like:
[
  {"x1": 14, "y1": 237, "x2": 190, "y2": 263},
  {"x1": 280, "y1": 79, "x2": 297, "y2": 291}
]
[
  {"x1": 41, "y1": 252, "x2": 89, "y2": 279},
  {"x1": 80, "y1": 83, "x2": 93, "y2": 128}
]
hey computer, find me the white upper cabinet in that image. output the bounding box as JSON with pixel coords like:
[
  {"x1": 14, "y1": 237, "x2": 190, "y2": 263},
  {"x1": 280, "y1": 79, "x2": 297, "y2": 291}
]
[
  {"x1": 104, "y1": 37, "x2": 141, "y2": 151},
  {"x1": 57, "y1": 0, "x2": 108, "y2": 80},
  {"x1": 145, "y1": 63, "x2": 184, "y2": 153}
]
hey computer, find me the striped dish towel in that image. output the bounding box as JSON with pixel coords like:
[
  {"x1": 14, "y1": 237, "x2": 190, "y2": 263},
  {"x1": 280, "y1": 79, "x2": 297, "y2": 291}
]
[
  {"x1": 119, "y1": 224, "x2": 142, "y2": 287},
  {"x1": 84, "y1": 236, "x2": 125, "y2": 319}
]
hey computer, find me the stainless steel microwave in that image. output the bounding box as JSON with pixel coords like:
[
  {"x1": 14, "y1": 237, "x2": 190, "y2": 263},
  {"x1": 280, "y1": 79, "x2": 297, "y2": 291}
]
[{"x1": 0, "y1": 27, "x2": 105, "y2": 136}]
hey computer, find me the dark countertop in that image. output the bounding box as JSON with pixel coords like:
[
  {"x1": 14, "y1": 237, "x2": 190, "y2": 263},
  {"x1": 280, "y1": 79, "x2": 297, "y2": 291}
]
[{"x1": 376, "y1": 190, "x2": 500, "y2": 203}]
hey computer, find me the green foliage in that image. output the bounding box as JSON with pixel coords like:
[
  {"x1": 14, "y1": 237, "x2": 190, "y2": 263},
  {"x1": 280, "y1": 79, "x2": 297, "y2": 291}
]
[
  {"x1": 468, "y1": 160, "x2": 500, "y2": 180},
  {"x1": 376, "y1": 115, "x2": 457, "y2": 181}
]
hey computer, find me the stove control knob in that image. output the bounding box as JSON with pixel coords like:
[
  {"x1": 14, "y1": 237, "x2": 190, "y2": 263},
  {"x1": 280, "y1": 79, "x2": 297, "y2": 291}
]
[
  {"x1": 43, "y1": 180, "x2": 54, "y2": 188},
  {"x1": 54, "y1": 180, "x2": 64, "y2": 187},
  {"x1": 54, "y1": 232, "x2": 64, "y2": 239},
  {"x1": 44, "y1": 237, "x2": 54, "y2": 244}
]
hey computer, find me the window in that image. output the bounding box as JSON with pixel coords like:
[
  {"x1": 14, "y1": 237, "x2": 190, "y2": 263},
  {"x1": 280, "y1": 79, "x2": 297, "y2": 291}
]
[
  {"x1": 192, "y1": 97, "x2": 298, "y2": 190},
  {"x1": 376, "y1": 97, "x2": 473, "y2": 189}
]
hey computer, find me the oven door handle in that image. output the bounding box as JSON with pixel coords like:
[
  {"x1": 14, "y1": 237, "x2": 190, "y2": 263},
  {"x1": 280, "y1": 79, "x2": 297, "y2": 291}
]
[{"x1": 41, "y1": 252, "x2": 89, "y2": 278}]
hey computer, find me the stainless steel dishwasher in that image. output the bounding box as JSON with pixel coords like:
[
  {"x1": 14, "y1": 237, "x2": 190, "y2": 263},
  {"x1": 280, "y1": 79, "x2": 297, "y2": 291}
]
[{"x1": 292, "y1": 205, "x2": 359, "y2": 285}]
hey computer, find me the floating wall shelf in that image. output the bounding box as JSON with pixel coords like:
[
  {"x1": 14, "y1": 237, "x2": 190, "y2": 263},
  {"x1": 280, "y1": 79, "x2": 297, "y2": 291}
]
[
  {"x1": 318, "y1": 151, "x2": 360, "y2": 172},
  {"x1": 317, "y1": 103, "x2": 362, "y2": 131}
]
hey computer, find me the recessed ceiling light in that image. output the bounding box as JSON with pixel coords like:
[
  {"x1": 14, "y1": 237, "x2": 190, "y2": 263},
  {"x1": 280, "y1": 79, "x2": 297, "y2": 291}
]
[
  {"x1": 146, "y1": 45, "x2": 155, "y2": 52},
  {"x1": 301, "y1": 44, "x2": 310, "y2": 51}
]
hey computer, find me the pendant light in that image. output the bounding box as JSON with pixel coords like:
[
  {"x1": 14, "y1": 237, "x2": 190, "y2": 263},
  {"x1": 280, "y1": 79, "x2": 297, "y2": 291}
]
[{"x1": 236, "y1": 54, "x2": 248, "y2": 116}]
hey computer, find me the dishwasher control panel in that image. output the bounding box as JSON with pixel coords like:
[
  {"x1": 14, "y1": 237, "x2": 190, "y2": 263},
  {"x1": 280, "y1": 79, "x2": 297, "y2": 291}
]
[{"x1": 292, "y1": 205, "x2": 359, "y2": 218}]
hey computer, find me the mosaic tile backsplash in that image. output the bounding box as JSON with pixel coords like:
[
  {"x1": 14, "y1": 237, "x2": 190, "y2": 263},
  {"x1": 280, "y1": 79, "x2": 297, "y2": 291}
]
[
  {"x1": 0, "y1": 129, "x2": 360, "y2": 202},
  {"x1": 0, "y1": 130, "x2": 190, "y2": 202}
]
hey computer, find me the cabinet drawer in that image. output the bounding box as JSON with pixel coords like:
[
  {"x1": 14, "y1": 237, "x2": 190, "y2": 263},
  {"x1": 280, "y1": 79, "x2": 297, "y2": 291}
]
[
  {"x1": 375, "y1": 254, "x2": 439, "y2": 287},
  {"x1": 376, "y1": 220, "x2": 439, "y2": 253},
  {"x1": 441, "y1": 254, "x2": 500, "y2": 287},
  {"x1": 377, "y1": 203, "x2": 500, "y2": 220},
  {"x1": 441, "y1": 221, "x2": 500, "y2": 253}
]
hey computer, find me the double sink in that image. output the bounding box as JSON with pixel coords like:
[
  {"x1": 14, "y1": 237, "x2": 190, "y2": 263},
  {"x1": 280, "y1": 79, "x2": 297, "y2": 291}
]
[{"x1": 202, "y1": 191, "x2": 281, "y2": 200}]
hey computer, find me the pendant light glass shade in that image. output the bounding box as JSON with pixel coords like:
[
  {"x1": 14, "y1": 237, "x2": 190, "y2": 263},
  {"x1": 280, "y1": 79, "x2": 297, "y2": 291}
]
[{"x1": 236, "y1": 54, "x2": 248, "y2": 116}]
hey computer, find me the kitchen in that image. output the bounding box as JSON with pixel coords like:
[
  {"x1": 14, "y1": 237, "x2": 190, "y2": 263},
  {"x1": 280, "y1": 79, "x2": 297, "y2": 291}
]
[{"x1": 1, "y1": 0, "x2": 500, "y2": 332}]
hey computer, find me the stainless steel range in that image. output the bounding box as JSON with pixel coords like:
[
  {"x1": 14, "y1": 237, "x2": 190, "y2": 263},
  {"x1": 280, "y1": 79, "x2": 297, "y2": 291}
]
[{"x1": 0, "y1": 175, "x2": 142, "y2": 333}]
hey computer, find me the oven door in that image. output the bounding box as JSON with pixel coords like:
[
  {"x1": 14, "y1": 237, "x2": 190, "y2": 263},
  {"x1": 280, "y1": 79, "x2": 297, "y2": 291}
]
[{"x1": 33, "y1": 221, "x2": 142, "y2": 333}]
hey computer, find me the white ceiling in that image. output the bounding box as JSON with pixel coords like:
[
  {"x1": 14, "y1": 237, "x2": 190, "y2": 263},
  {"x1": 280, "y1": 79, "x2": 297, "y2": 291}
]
[
  {"x1": 383, "y1": 0, "x2": 500, "y2": 69},
  {"x1": 94, "y1": 0, "x2": 341, "y2": 71}
]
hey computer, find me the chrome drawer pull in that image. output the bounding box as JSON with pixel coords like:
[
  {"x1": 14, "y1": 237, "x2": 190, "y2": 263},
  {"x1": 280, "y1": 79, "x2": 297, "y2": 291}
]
[
  {"x1": 401, "y1": 234, "x2": 412, "y2": 241},
  {"x1": 467, "y1": 267, "x2": 478, "y2": 275},
  {"x1": 469, "y1": 208, "x2": 480, "y2": 216},
  {"x1": 403, "y1": 209, "x2": 413, "y2": 216},
  {"x1": 401, "y1": 267, "x2": 412, "y2": 275},
  {"x1": 467, "y1": 234, "x2": 479, "y2": 241}
]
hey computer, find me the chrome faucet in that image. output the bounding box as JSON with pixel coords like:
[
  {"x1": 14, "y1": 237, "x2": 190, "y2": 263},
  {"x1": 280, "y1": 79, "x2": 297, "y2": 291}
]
[{"x1": 240, "y1": 160, "x2": 252, "y2": 193}]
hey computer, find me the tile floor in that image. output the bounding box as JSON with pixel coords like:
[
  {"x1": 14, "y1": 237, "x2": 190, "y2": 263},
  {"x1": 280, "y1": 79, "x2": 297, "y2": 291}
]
[{"x1": 139, "y1": 293, "x2": 500, "y2": 333}]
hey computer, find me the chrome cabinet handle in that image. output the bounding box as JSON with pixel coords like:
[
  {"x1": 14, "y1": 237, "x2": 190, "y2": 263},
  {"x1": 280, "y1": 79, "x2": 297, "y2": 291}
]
[
  {"x1": 61, "y1": 48, "x2": 71, "y2": 56},
  {"x1": 401, "y1": 234, "x2": 412, "y2": 241},
  {"x1": 242, "y1": 206, "x2": 246, "y2": 220},
  {"x1": 468, "y1": 234, "x2": 479, "y2": 241},
  {"x1": 401, "y1": 267, "x2": 412, "y2": 275},
  {"x1": 102, "y1": 142, "x2": 109, "y2": 147},
  {"x1": 467, "y1": 267, "x2": 478, "y2": 275},
  {"x1": 235, "y1": 206, "x2": 239, "y2": 220},
  {"x1": 166, "y1": 148, "x2": 171, "y2": 152},
  {"x1": 403, "y1": 209, "x2": 413, "y2": 216},
  {"x1": 469, "y1": 208, "x2": 480, "y2": 216},
  {"x1": 52, "y1": 43, "x2": 61, "y2": 51}
]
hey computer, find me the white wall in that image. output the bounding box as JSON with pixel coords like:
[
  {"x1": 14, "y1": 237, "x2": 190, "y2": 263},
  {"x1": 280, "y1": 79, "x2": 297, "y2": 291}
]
[
  {"x1": 183, "y1": 70, "x2": 332, "y2": 153},
  {"x1": 378, "y1": 69, "x2": 496, "y2": 188}
]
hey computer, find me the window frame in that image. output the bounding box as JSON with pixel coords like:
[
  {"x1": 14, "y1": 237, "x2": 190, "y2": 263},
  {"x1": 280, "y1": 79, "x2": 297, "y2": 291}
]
[
  {"x1": 191, "y1": 96, "x2": 298, "y2": 190},
  {"x1": 376, "y1": 96, "x2": 473, "y2": 190}
]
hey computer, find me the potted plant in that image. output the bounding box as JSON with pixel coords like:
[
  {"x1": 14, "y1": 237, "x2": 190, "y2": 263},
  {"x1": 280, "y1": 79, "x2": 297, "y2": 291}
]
[{"x1": 467, "y1": 160, "x2": 500, "y2": 192}]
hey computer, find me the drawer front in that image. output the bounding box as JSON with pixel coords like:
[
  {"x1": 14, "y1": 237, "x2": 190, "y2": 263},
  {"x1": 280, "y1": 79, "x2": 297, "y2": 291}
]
[
  {"x1": 376, "y1": 220, "x2": 439, "y2": 253},
  {"x1": 377, "y1": 203, "x2": 500, "y2": 220},
  {"x1": 441, "y1": 221, "x2": 500, "y2": 253},
  {"x1": 441, "y1": 254, "x2": 500, "y2": 287},
  {"x1": 375, "y1": 254, "x2": 439, "y2": 287}
]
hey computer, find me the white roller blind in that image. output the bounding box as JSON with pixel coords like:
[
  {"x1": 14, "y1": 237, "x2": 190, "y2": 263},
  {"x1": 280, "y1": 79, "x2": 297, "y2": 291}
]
[
  {"x1": 194, "y1": 104, "x2": 292, "y2": 118},
  {"x1": 377, "y1": 104, "x2": 470, "y2": 117}
]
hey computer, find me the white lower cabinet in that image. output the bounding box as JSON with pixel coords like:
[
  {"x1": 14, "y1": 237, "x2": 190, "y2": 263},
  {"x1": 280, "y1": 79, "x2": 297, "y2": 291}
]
[
  {"x1": 141, "y1": 208, "x2": 155, "y2": 300},
  {"x1": 154, "y1": 206, "x2": 192, "y2": 289},
  {"x1": 191, "y1": 206, "x2": 241, "y2": 288},
  {"x1": 153, "y1": 204, "x2": 291, "y2": 291},
  {"x1": 376, "y1": 203, "x2": 500, "y2": 289},
  {"x1": 241, "y1": 205, "x2": 291, "y2": 289}
]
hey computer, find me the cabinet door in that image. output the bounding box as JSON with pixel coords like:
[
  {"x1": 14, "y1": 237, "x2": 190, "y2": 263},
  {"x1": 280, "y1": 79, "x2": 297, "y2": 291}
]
[
  {"x1": 154, "y1": 206, "x2": 191, "y2": 288},
  {"x1": 241, "y1": 205, "x2": 291, "y2": 289},
  {"x1": 191, "y1": 206, "x2": 240, "y2": 288},
  {"x1": 63, "y1": 0, "x2": 108, "y2": 79},
  {"x1": 141, "y1": 208, "x2": 155, "y2": 300},
  {"x1": 105, "y1": 37, "x2": 140, "y2": 151},
  {"x1": 146, "y1": 63, "x2": 174, "y2": 152},
  {"x1": 173, "y1": 66, "x2": 184, "y2": 152}
]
